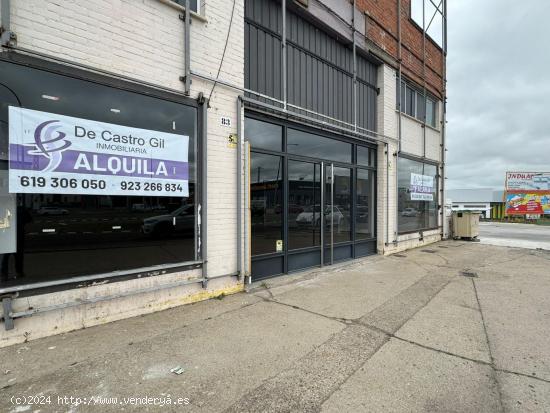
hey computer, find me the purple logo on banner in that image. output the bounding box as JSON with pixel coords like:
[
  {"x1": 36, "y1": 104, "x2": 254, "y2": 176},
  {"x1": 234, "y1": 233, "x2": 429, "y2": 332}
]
[{"x1": 28, "y1": 120, "x2": 72, "y2": 172}]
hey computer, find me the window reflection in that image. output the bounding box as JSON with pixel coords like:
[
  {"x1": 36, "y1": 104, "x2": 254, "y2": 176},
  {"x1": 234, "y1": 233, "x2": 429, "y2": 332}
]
[
  {"x1": 0, "y1": 60, "x2": 197, "y2": 287},
  {"x1": 244, "y1": 118, "x2": 282, "y2": 152},
  {"x1": 325, "y1": 166, "x2": 351, "y2": 243},
  {"x1": 0, "y1": 192, "x2": 195, "y2": 286},
  {"x1": 289, "y1": 161, "x2": 321, "y2": 250},
  {"x1": 398, "y1": 158, "x2": 438, "y2": 233},
  {"x1": 357, "y1": 145, "x2": 376, "y2": 167},
  {"x1": 356, "y1": 169, "x2": 372, "y2": 239},
  {"x1": 288, "y1": 129, "x2": 352, "y2": 163},
  {"x1": 251, "y1": 153, "x2": 283, "y2": 255}
]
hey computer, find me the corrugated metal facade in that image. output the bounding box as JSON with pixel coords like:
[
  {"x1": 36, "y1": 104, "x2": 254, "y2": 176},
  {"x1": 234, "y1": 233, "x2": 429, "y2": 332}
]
[{"x1": 245, "y1": 0, "x2": 378, "y2": 132}]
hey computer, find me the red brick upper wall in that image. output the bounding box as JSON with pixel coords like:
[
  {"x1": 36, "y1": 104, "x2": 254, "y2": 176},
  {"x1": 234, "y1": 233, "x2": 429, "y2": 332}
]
[{"x1": 357, "y1": 0, "x2": 444, "y2": 99}]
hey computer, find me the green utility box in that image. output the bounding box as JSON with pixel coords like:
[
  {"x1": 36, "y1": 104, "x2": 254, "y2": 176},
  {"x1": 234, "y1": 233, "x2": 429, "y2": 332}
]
[{"x1": 452, "y1": 210, "x2": 481, "y2": 239}]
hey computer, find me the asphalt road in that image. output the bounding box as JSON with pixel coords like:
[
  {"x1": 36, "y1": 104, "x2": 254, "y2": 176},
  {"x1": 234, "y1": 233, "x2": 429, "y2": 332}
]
[{"x1": 479, "y1": 221, "x2": 550, "y2": 250}]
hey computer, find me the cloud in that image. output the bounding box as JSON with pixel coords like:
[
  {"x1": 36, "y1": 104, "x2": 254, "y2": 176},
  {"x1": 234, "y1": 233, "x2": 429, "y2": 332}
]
[{"x1": 446, "y1": 0, "x2": 550, "y2": 189}]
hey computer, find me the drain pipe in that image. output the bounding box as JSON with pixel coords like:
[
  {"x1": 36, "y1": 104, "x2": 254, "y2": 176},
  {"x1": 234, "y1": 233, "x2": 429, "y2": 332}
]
[
  {"x1": 385, "y1": 142, "x2": 390, "y2": 247},
  {"x1": 1, "y1": 0, "x2": 16, "y2": 47},
  {"x1": 200, "y1": 93, "x2": 208, "y2": 287},
  {"x1": 237, "y1": 96, "x2": 243, "y2": 282},
  {"x1": 182, "y1": 0, "x2": 191, "y2": 95}
]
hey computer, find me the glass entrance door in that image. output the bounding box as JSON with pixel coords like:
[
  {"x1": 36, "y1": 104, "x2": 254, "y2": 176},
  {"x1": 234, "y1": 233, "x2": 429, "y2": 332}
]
[
  {"x1": 324, "y1": 164, "x2": 352, "y2": 264},
  {"x1": 247, "y1": 116, "x2": 378, "y2": 280},
  {"x1": 287, "y1": 160, "x2": 322, "y2": 272}
]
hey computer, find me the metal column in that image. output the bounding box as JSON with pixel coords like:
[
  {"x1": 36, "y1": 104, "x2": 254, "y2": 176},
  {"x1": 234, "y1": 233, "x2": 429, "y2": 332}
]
[
  {"x1": 320, "y1": 162, "x2": 324, "y2": 266},
  {"x1": 352, "y1": 0, "x2": 357, "y2": 132},
  {"x1": 330, "y1": 163, "x2": 334, "y2": 265},
  {"x1": 394, "y1": 0, "x2": 402, "y2": 245},
  {"x1": 282, "y1": 0, "x2": 287, "y2": 110}
]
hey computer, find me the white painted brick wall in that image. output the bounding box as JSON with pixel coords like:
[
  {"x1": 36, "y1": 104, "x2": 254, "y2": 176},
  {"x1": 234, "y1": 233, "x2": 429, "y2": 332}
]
[
  {"x1": 377, "y1": 65, "x2": 443, "y2": 254},
  {"x1": 1, "y1": 0, "x2": 245, "y2": 346}
]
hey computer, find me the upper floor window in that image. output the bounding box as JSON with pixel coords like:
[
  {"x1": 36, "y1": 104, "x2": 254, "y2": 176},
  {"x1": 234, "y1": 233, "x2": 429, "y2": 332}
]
[
  {"x1": 172, "y1": 0, "x2": 199, "y2": 13},
  {"x1": 397, "y1": 79, "x2": 438, "y2": 128},
  {"x1": 410, "y1": 0, "x2": 443, "y2": 48}
]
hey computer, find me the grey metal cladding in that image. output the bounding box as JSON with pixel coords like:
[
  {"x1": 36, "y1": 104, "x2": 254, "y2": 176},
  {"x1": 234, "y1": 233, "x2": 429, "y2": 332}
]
[{"x1": 245, "y1": 0, "x2": 377, "y2": 132}]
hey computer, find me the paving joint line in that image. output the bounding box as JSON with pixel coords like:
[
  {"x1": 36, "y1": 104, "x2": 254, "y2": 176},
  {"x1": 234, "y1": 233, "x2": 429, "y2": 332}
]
[
  {"x1": 264, "y1": 276, "x2": 550, "y2": 390},
  {"x1": 259, "y1": 296, "x2": 350, "y2": 326},
  {"x1": 318, "y1": 273, "x2": 459, "y2": 408},
  {"x1": 392, "y1": 334, "x2": 492, "y2": 366},
  {"x1": 495, "y1": 368, "x2": 550, "y2": 385},
  {"x1": 472, "y1": 277, "x2": 505, "y2": 413}
]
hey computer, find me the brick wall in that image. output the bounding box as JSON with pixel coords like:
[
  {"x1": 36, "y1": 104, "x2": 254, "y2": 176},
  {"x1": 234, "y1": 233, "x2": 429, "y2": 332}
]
[{"x1": 357, "y1": 0, "x2": 444, "y2": 99}]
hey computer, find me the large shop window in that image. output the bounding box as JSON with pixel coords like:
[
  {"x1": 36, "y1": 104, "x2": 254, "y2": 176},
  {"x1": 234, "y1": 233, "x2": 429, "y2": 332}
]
[
  {"x1": 0, "y1": 60, "x2": 197, "y2": 288},
  {"x1": 397, "y1": 157, "x2": 438, "y2": 233},
  {"x1": 251, "y1": 153, "x2": 283, "y2": 255}
]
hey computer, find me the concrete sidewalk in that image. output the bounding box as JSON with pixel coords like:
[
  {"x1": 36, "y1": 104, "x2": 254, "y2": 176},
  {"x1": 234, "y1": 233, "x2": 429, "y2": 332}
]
[{"x1": 1, "y1": 241, "x2": 549, "y2": 412}]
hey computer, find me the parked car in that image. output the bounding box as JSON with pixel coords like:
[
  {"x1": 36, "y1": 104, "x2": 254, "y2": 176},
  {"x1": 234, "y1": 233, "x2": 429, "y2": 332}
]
[
  {"x1": 142, "y1": 205, "x2": 194, "y2": 237},
  {"x1": 37, "y1": 206, "x2": 68, "y2": 216},
  {"x1": 357, "y1": 206, "x2": 369, "y2": 222},
  {"x1": 401, "y1": 207, "x2": 419, "y2": 217},
  {"x1": 131, "y1": 203, "x2": 152, "y2": 212},
  {"x1": 296, "y1": 205, "x2": 344, "y2": 227}
]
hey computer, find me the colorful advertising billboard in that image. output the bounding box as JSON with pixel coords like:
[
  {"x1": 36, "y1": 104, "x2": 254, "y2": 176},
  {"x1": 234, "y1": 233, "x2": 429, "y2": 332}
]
[{"x1": 505, "y1": 172, "x2": 550, "y2": 215}]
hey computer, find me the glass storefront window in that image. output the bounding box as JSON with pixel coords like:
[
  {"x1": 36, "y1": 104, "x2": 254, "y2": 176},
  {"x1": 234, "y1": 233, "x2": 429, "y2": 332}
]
[
  {"x1": 325, "y1": 166, "x2": 351, "y2": 243},
  {"x1": 356, "y1": 169, "x2": 373, "y2": 240},
  {"x1": 244, "y1": 118, "x2": 282, "y2": 152},
  {"x1": 251, "y1": 153, "x2": 283, "y2": 255},
  {"x1": 287, "y1": 128, "x2": 352, "y2": 163},
  {"x1": 0, "y1": 60, "x2": 197, "y2": 287},
  {"x1": 246, "y1": 116, "x2": 378, "y2": 278},
  {"x1": 398, "y1": 157, "x2": 438, "y2": 233},
  {"x1": 357, "y1": 145, "x2": 376, "y2": 167},
  {"x1": 288, "y1": 160, "x2": 320, "y2": 250}
]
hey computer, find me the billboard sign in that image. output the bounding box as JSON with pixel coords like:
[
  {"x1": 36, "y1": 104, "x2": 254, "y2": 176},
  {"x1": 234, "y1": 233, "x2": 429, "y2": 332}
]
[
  {"x1": 505, "y1": 172, "x2": 550, "y2": 215},
  {"x1": 505, "y1": 172, "x2": 550, "y2": 192},
  {"x1": 505, "y1": 193, "x2": 550, "y2": 215},
  {"x1": 9, "y1": 107, "x2": 189, "y2": 198}
]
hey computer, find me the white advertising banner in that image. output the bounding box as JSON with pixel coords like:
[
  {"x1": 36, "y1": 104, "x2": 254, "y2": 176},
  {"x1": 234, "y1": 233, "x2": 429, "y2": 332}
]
[
  {"x1": 505, "y1": 172, "x2": 550, "y2": 191},
  {"x1": 9, "y1": 107, "x2": 189, "y2": 197},
  {"x1": 410, "y1": 173, "x2": 434, "y2": 201}
]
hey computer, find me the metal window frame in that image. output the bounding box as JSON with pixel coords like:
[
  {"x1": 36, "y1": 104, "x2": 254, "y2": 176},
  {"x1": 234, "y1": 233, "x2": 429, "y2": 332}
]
[
  {"x1": 396, "y1": 154, "x2": 440, "y2": 235},
  {"x1": 246, "y1": 111, "x2": 378, "y2": 278},
  {"x1": 0, "y1": 52, "x2": 205, "y2": 296}
]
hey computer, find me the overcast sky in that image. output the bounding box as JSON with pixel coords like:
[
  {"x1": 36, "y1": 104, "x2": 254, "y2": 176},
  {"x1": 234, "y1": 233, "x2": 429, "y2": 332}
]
[{"x1": 445, "y1": 0, "x2": 550, "y2": 190}]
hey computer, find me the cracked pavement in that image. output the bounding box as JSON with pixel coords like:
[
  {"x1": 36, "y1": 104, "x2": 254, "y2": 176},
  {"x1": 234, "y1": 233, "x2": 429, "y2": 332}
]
[{"x1": 1, "y1": 241, "x2": 549, "y2": 412}]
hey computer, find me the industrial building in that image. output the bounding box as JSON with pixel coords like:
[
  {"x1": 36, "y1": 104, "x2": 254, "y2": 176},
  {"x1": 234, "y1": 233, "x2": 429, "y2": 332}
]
[
  {"x1": 447, "y1": 189, "x2": 505, "y2": 219},
  {"x1": 0, "y1": 0, "x2": 447, "y2": 345}
]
